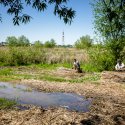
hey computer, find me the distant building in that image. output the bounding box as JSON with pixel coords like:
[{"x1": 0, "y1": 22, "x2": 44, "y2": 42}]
[
  {"x1": 57, "y1": 44, "x2": 73, "y2": 48},
  {"x1": 30, "y1": 43, "x2": 34, "y2": 46},
  {"x1": 0, "y1": 42, "x2": 7, "y2": 46}
]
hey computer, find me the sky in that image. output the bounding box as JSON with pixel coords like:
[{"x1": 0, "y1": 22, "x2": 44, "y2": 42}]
[{"x1": 0, "y1": 0, "x2": 95, "y2": 45}]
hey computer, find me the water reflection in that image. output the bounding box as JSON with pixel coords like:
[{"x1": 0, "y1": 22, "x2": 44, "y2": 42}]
[{"x1": 0, "y1": 82, "x2": 91, "y2": 112}]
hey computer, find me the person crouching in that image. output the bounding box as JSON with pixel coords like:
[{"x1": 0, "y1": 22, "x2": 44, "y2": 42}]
[
  {"x1": 115, "y1": 59, "x2": 125, "y2": 71},
  {"x1": 73, "y1": 59, "x2": 82, "y2": 73}
]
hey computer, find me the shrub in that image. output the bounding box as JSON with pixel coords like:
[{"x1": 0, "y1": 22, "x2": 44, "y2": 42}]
[{"x1": 87, "y1": 48, "x2": 115, "y2": 71}]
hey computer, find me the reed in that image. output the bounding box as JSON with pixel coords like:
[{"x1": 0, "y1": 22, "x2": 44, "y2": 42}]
[{"x1": 0, "y1": 46, "x2": 88, "y2": 66}]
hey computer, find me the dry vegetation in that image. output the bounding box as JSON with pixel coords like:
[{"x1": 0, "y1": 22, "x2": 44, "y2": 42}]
[
  {"x1": 0, "y1": 67, "x2": 125, "y2": 125},
  {"x1": 0, "y1": 47, "x2": 89, "y2": 65}
]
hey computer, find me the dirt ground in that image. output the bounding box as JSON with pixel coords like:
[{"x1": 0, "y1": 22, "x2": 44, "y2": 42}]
[{"x1": 0, "y1": 69, "x2": 125, "y2": 125}]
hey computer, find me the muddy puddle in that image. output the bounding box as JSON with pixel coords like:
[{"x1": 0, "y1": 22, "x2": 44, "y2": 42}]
[{"x1": 0, "y1": 82, "x2": 91, "y2": 112}]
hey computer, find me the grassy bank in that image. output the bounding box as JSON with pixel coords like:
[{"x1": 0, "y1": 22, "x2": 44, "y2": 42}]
[
  {"x1": 0, "y1": 65, "x2": 100, "y2": 84},
  {"x1": 0, "y1": 98, "x2": 16, "y2": 110}
]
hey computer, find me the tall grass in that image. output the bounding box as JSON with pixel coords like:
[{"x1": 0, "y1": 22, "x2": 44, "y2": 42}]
[
  {"x1": 0, "y1": 46, "x2": 115, "y2": 71},
  {"x1": 0, "y1": 46, "x2": 88, "y2": 66}
]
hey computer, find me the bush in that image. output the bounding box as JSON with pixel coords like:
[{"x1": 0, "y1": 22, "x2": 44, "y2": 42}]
[{"x1": 87, "y1": 48, "x2": 115, "y2": 71}]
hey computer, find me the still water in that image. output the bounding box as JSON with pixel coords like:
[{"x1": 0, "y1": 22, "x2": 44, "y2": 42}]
[{"x1": 0, "y1": 82, "x2": 91, "y2": 112}]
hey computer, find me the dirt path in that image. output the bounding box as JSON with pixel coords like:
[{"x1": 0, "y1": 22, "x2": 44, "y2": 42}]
[{"x1": 0, "y1": 70, "x2": 125, "y2": 125}]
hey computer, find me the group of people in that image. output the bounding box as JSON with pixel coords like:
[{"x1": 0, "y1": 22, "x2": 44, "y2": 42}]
[{"x1": 72, "y1": 58, "x2": 125, "y2": 73}]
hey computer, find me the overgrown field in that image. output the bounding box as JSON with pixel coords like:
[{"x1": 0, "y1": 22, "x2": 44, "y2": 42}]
[
  {"x1": 0, "y1": 46, "x2": 125, "y2": 124},
  {"x1": 0, "y1": 46, "x2": 87, "y2": 65},
  {"x1": 0, "y1": 46, "x2": 115, "y2": 71}
]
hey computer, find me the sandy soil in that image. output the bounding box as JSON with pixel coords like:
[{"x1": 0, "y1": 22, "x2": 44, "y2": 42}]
[{"x1": 0, "y1": 69, "x2": 125, "y2": 125}]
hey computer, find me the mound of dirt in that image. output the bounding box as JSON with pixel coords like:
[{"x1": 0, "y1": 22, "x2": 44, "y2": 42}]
[{"x1": 101, "y1": 71, "x2": 125, "y2": 83}]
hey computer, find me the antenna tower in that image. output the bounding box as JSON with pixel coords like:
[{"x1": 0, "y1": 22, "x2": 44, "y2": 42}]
[{"x1": 62, "y1": 31, "x2": 64, "y2": 45}]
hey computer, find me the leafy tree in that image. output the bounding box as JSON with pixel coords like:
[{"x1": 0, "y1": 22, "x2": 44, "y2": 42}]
[
  {"x1": 74, "y1": 35, "x2": 93, "y2": 49},
  {"x1": 34, "y1": 40, "x2": 43, "y2": 47},
  {"x1": 44, "y1": 39, "x2": 56, "y2": 48},
  {"x1": 18, "y1": 35, "x2": 30, "y2": 46},
  {"x1": 0, "y1": 0, "x2": 75, "y2": 25},
  {"x1": 6, "y1": 35, "x2": 30, "y2": 46},
  {"x1": 92, "y1": 0, "x2": 125, "y2": 60},
  {"x1": 6, "y1": 36, "x2": 18, "y2": 46},
  {"x1": 50, "y1": 38, "x2": 56, "y2": 46}
]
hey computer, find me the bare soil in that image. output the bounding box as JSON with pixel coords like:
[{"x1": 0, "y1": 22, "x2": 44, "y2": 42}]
[{"x1": 0, "y1": 69, "x2": 125, "y2": 125}]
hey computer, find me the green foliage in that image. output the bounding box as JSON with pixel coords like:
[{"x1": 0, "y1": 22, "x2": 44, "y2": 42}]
[
  {"x1": 106, "y1": 38, "x2": 125, "y2": 60},
  {"x1": 17, "y1": 35, "x2": 30, "y2": 46},
  {"x1": 92, "y1": 0, "x2": 125, "y2": 61},
  {"x1": 34, "y1": 40, "x2": 43, "y2": 47},
  {"x1": 6, "y1": 36, "x2": 18, "y2": 46},
  {"x1": 121, "y1": 46, "x2": 125, "y2": 61},
  {"x1": 82, "y1": 63, "x2": 99, "y2": 72},
  {"x1": 0, "y1": 47, "x2": 46, "y2": 66},
  {"x1": 6, "y1": 35, "x2": 30, "y2": 47},
  {"x1": 0, "y1": 47, "x2": 83, "y2": 66},
  {"x1": 0, "y1": 46, "x2": 116, "y2": 72},
  {"x1": 0, "y1": 0, "x2": 75, "y2": 25},
  {"x1": 74, "y1": 35, "x2": 93, "y2": 49},
  {"x1": 87, "y1": 48, "x2": 115, "y2": 71},
  {"x1": 92, "y1": 0, "x2": 125, "y2": 39},
  {"x1": 44, "y1": 39, "x2": 56, "y2": 48},
  {"x1": 0, "y1": 98, "x2": 16, "y2": 109}
]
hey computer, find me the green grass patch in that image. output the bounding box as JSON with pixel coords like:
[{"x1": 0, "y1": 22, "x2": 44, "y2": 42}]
[
  {"x1": 81, "y1": 63, "x2": 99, "y2": 72},
  {"x1": 39, "y1": 73, "x2": 100, "y2": 83},
  {"x1": 0, "y1": 98, "x2": 16, "y2": 109},
  {"x1": 28, "y1": 63, "x2": 72, "y2": 70},
  {"x1": 0, "y1": 68, "x2": 13, "y2": 76},
  {"x1": 14, "y1": 74, "x2": 35, "y2": 79},
  {"x1": 62, "y1": 63, "x2": 72, "y2": 68},
  {"x1": 0, "y1": 66, "x2": 101, "y2": 84},
  {"x1": 27, "y1": 63, "x2": 59, "y2": 70},
  {"x1": 0, "y1": 76, "x2": 20, "y2": 82},
  {"x1": 69, "y1": 75, "x2": 100, "y2": 83},
  {"x1": 39, "y1": 75, "x2": 67, "y2": 82}
]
